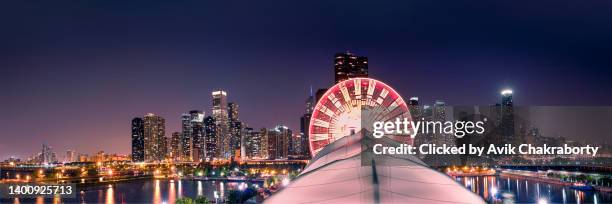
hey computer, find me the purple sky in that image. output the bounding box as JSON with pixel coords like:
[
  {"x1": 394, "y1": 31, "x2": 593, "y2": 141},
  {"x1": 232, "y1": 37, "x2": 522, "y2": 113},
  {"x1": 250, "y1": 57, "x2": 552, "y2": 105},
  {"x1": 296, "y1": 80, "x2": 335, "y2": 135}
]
[{"x1": 1, "y1": 1, "x2": 612, "y2": 159}]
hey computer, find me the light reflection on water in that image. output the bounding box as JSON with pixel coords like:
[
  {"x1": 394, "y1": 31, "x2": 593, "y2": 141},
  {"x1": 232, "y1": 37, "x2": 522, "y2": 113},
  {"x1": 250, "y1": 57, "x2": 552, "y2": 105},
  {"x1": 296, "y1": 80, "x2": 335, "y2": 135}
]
[
  {"x1": 8, "y1": 179, "x2": 261, "y2": 204},
  {"x1": 455, "y1": 176, "x2": 612, "y2": 203}
]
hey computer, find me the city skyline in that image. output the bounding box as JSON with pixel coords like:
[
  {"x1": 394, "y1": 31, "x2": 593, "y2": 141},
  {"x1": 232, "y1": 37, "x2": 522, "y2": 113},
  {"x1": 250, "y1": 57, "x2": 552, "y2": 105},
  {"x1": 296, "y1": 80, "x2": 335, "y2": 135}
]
[{"x1": 3, "y1": 1, "x2": 612, "y2": 159}]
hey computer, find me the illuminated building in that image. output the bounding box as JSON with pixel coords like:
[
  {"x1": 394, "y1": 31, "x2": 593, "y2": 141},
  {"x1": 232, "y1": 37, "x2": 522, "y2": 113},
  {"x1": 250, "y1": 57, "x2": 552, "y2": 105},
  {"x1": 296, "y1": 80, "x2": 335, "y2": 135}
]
[
  {"x1": 143, "y1": 113, "x2": 166, "y2": 162},
  {"x1": 41, "y1": 144, "x2": 56, "y2": 164},
  {"x1": 259, "y1": 128, "x2": 269, "y2": 159},
  {"x1": 244, "y1": 127, "x2": 261, "y2": 159},
  {"x1": 268, "y1": 125, "x2": 292, "y2": 159},
  {"x1": 203, "y1": 116, "x2": 217, "y2": 160},
  {"x1": 65, "y1": 149, "x2": 76, "y2": 163},
  {"x1": 408, "y1": 97, "x2": 420, "y2": 119},
  {"x1": 212, "y1": 90, "x2": 230, "y2": 159},
  {"x1": 228, "y1": 102, "x2": 242, "y2": 158},
  {"x1": 334, "y1": 51, "x2": 368, "y2": 83},
  {"x1": 180, "y1": 113, "x2": 192, "y2": 161},
  {"x1": 179, "y1": 110, "x2": 205, "y2": 162},
  {"x1": 190, "y1": 110, "x2": 205, "y2": 162},
  {"x1": 131, "y1": 117, "x2": 145, "y2": 162},
  {"x1": 170, "y1": 132, "x2": 181, "y2": 160}
]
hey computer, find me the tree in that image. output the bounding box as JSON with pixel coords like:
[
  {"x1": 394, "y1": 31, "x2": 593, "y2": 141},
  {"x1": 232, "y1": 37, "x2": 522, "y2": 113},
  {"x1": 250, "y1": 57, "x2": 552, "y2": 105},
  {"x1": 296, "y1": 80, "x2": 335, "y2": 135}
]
[
  {"x1": 195, "y1": 196, "x2": 210, "y2": 204},
  {"x1": 176, "y1": 197, "x2": 194, "y2": 204}
]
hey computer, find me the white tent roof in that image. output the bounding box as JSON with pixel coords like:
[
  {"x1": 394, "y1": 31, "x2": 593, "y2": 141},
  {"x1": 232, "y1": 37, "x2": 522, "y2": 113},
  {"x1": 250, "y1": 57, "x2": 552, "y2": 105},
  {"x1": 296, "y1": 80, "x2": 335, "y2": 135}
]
[{"x1": 265, "y1": 131, "x2": 484, "y2": 204}]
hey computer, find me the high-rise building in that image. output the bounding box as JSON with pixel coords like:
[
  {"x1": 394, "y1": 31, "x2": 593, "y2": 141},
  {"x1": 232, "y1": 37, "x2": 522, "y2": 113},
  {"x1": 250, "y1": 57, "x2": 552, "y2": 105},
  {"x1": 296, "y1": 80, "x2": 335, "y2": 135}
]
[
  {"x1": 131, "y1": 117, "x2": 145, "y2": 162},
  {"x1": 292, "y1": 133, "x2": 303, "y2": 158},
  {"x1": 228, "y1": 102, "x2": 242, "y2": 158},
  {"x1": 65, "y1": 149, "x2": 76, "y2": 163},
  {"x1": 299, "y1": 88, "x2": 315, "y2": 159},
  {"x1": 203, "y1": 116, "x2": 218, "y2": 160},
  {"x1": 212, "y1": 90, "x2": 230, "y2": 159},
  {"x1": 41, "y1": 144, "x2": 56, "y2": 164},
  {"x1": 179, "y1": 110, "x2": 205, "y2": 162},
  {"x1": 305, "y1": 86, "x2": 315, "y2": 114},
  {"x1": 334, "y1": 51, "x2": 368, "y2": 83},
  {"x1": 170, "y1": 132, "x2": 181, "y2": 160},
  {"x1": 501, "y1": 89, "x2": 515, "y2": 144},
  {"x1": 143, "y1": 113, "x2": 166, "y2": 162},
  {"x1": 268, "y1": 125, "x2": 292, "y2": 160},
  {"x1": 408, "y1": 97, "x2": 421, "y2": 120},
  {"x1": 259, "y1": 128, "x2": 269, "y2": 159},
  {"x1": 228, "y1": 102, "x2": 239, "y2": 121},
  {"x1": 299, "y1": 114, "x2": 311, "y2": 158},
  {"x1": 243, "y1": 127, "x2": 259, "y2": 159},
  {"x1": 180, "y1": 113, "x2": 192, "y2": 161},
  {"x1": 190, "y1": 110, "x2": 205, "y2": 162}
]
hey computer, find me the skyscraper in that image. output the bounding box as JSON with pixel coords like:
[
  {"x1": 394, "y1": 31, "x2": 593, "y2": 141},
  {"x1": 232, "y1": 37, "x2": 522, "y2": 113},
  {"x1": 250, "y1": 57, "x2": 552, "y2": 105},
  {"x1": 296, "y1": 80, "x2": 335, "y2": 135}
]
[
  {"x1": 244, "y1": 127, "x2": 260, "y2": 159},
  {"x1": 65, "y1": 149, "x2": 76, "y2": 163},
  {"x1": 170, "y1": 132, "x2": 181, "y2": 161},
  {"x1": 131, "y1": 117, "x2": 145, "y2": 162},
  {"x1": 41, "y1": 144, "x2": 56, "y2": 164},
  {"x1": 228, "y1": 102, "x2": 242, "y2": 158},
  {"x1": 334, "y1": 51, "x2": 368, "y2": 83},
  {"x1": 299, "y1": 88, "x2": 315, "y2": 158},
  {"x1": 259, "y1": 128, "x2": 269, "y2": 159},
  {"x1": 501, "y1": 89, "x2": 515, "y2": 144},
  {"x1": 212, "y1": 90, "x2": 229, "y2": 159},
  {"x1": 203, "y1": 116, "x2": 217, "y2": 160},
  {"x1": 305, "y1": 86, "x2": 315, "y2": 115},
  {"x1": 190, "y1": 110, "x2": 205, "y2": 162},
  {"x1": 180, "y1": 113, "x2": 192, "y2": 161},
  {"x1": 408, "y1": 97, "x2": 421, "y2": 120},
  {"x1": 268, "y1": 125, "x2": 292, "y2": 160},
  {"x1": 299, "y1": 114, "x2": 311, "y2": 158},
  {"x1": 143, "y1": 113, "x2": 166, "y2": 162}
]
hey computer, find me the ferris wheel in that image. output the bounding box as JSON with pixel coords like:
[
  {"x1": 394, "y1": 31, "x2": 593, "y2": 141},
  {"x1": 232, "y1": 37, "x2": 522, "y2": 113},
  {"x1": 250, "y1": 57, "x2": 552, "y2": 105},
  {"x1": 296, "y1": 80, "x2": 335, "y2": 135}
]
[{"x1": 309, "y1": 77, "x2": 412, "y2": 156}]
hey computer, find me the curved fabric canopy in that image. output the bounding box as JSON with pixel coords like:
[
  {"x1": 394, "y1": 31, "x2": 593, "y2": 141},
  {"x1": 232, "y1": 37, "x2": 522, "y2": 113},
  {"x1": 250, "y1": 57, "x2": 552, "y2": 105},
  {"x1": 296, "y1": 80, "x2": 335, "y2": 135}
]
[{"x1": 265, "y1": 131, "x2": 485, "y2": 204}]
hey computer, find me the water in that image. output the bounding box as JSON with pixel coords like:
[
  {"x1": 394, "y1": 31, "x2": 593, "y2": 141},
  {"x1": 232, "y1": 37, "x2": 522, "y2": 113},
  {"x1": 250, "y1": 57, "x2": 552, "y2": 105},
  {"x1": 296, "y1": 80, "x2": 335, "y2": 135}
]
[
  {"x1": 6, "y1": 179, "x2": 260, "y2": 204},
  {"x1": 7, "y1": 176, "x2": 612, "y2": 203},
  {"x1": 455, "y1": 176, "x2": 612, "y2": 203}
]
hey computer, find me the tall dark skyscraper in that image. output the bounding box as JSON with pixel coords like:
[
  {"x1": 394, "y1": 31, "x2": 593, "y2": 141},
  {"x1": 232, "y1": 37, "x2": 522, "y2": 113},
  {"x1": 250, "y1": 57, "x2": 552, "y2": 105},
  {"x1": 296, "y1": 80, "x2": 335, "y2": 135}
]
[
  {"x1": 203, "y1": 116, "x2": 217, "y2": 160},
  {"x1": 334, "y1": 51, "x2": 368, "y2": 83},
  {"x1": 299, "y1": 88, "x2": 315, "y2": 159},
  {"x1": 501, "y1": 89, "x2": 515, "y2": 144},
  {"x1": 131, "y1": 117, "x2": 145, "y2": 162}
]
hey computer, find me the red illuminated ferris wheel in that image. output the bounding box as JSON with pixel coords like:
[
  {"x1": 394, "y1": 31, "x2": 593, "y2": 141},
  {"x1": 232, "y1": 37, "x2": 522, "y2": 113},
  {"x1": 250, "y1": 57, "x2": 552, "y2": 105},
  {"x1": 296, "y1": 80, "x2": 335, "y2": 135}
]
[{"x1": 308, "y1": 77, "x2": 412, "y2": 156}]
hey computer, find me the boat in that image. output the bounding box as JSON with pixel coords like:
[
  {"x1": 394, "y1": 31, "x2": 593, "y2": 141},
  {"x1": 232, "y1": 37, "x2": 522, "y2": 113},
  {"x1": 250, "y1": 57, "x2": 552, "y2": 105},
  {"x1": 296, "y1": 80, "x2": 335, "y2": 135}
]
[{"x1": 570, "y1": 182, "x2": 595, "y2": 191}]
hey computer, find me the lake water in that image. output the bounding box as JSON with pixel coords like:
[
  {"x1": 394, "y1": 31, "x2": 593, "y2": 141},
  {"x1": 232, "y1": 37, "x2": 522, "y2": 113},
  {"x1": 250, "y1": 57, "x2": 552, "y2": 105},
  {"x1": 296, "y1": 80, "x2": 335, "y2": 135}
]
[
  {"x1": 455, "y1": 176, "x2": 612, "y2": 203},
  {"x1": 7, "y1": 179, "x2": 260, "y2": 204},
  {"x1": 6, "y1": 176, "x2": 612, "y2": 203}
]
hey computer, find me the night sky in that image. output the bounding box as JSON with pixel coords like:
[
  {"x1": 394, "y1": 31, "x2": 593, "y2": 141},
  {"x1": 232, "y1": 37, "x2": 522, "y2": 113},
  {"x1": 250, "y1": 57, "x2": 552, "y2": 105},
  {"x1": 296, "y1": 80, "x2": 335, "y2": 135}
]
[{"x1": 2, "y1": 1, "x2": 612, "y2": 159}]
